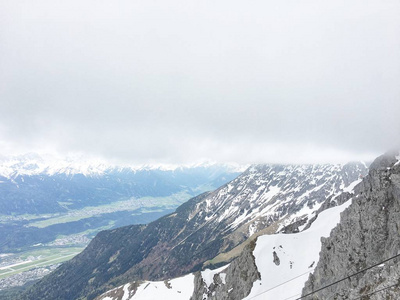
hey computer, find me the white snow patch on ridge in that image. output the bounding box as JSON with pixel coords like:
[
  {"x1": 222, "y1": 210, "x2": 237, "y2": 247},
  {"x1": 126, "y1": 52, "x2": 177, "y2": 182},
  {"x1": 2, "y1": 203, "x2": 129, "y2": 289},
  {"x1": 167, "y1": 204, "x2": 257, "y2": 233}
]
[
  {"x1": 108, "y1": 265, "x2": 228, "y2": 300},
  {"x1": 343, "y1": 178, "x2": 362, "y2": 193},
  {"x1": 130, "y1": 274, "x2": 195, "y2": 300},
  {"x1": 121, "y1": 283, "x2": 132, "y2": 300},
  {"x1": 201, "y1": 265, "x2": 229, "y2": 287},
  {"x1": 395, "y1": 152, "x2": 400, "y2": 166},
  {"x1": 244, "y1": 199, "x2": 352, "y2": 300}
]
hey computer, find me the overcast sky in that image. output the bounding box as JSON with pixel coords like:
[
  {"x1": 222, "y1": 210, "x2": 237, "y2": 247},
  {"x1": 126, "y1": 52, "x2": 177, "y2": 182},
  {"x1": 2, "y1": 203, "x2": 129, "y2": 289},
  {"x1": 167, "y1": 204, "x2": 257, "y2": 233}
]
[{"x1": 0, "y1": 0, "x2": 399, "y2": 165}]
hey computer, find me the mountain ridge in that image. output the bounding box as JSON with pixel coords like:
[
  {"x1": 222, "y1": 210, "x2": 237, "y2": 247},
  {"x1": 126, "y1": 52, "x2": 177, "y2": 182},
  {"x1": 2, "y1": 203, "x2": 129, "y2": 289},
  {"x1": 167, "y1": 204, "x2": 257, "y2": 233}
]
[
  {"x1": 0, "y1": 155, "x2": 241, "y2": 216},
  {"x1": 19, "y1": 161, "x2": 367, "y2": 300},
  {"x1": 0, "y1": 153, "x2": 245, "y2": 178}
]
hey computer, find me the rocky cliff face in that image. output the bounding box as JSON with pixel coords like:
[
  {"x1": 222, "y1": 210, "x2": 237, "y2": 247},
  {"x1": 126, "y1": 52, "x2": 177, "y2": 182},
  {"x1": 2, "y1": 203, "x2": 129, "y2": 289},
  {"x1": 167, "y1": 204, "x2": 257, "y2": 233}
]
[{"x1": 302, "y1": 151, "x2": 400, "y2": 299}]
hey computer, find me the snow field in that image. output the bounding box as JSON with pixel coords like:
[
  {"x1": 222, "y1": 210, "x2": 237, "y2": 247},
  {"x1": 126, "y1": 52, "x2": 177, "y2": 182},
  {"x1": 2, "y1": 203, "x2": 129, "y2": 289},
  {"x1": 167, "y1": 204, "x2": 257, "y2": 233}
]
[{"x1": 244, "y1": 199, "x2": 352, "y2": 300}]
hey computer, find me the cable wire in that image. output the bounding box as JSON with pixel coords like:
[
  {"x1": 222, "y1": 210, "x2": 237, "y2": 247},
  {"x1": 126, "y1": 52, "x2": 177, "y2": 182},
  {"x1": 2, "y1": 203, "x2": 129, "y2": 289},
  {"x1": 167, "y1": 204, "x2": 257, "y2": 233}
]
[
  {"x1": 351, "y1": 282, "x2": 399, "y2": 300},
  {"x1": 245, "y1": 270, "x2": 312, "y2": 300},
  {"x1": 296, "y1": 253, "x2": 400, "y2": 299},
  {"x1": 244, "y1": 253, "x2": 400, "y2": 300},
  {"x1": 282, "y1": 293, "x2": 302, "y2": 300}
]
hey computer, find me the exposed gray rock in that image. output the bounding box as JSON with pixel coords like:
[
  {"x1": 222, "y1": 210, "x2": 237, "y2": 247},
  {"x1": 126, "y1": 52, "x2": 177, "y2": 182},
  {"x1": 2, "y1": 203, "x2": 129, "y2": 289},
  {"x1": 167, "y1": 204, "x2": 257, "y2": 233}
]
[
  {"x1": 302, "y1": 151, "x2": 400, "y2": 299},
  {"x1": 94, "y1": 281, "x2": 140, "y2": 300},
  {"x1": 280, "y1": 217, "x2": 308, "y2": 233},
  {"x1": 191, "y1": 240, "x2": 260, "y2": 300},
  {"x1": 273, "y1": 251, "x2": 280, "y2": 266}
]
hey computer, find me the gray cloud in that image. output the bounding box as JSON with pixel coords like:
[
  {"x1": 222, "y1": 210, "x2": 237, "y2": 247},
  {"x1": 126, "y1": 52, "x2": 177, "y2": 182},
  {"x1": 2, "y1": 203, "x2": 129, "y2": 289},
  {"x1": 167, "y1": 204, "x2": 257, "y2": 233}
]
[{"x1": 0, "y1": 0, "x2": 399, "y2": 164}]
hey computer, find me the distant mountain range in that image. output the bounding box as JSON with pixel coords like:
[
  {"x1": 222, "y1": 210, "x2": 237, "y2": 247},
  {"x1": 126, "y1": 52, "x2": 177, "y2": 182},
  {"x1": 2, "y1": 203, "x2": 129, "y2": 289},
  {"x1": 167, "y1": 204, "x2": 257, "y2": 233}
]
[
  {"x1": 0, "y1": 153, "x2": 245, "y2": 178},
  {"x1": 0, "y1": 153, "x2": 243, "y2": 215},
  {"x1": 19, "y1": 160, "x2": 368, "y2": 300}
]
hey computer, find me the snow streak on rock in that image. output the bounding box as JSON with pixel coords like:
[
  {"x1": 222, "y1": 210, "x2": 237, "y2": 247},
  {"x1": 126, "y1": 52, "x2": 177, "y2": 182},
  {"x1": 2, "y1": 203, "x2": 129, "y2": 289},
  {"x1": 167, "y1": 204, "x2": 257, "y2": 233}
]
[{"x1": 188, "y1": 163, "x2": 367, "y2": 237}]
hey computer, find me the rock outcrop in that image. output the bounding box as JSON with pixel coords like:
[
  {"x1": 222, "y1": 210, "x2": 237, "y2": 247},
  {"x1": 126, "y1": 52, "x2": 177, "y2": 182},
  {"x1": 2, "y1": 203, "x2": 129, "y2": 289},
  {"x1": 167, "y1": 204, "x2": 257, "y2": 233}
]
[
  {"x1": 302, "y1": 151, "x2": 400, "y2": 299},
  {"x1": 190, "y1": 241, "x2": 260, "y2": 300}
]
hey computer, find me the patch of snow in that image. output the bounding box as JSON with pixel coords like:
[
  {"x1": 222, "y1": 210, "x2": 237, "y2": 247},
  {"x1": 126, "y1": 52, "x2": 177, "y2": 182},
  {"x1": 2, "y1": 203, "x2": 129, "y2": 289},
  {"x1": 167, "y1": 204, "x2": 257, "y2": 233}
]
[
  {"x1": 130, "y1": 273, "x2": 195, "y2": 300},
  {"x1": 121, "y1": 283, "x2": 131, "y2": 300},
  {"x1": 220, "y1": 273, "x2": 227, "y2": 285},
  {"x1": 361, "y1": 161, "x2": 368, "y2": 169},
  {"x1": 201, "y1": 265, "x2": 229, "y2": 287},
  {"x1": 262, "y1": 186, "x2": 280, "y2": 201},
  {"x1": 394, "y1": 152, "x2": 400, "y2": 166},
  {"x1": 229, "y1": 186, "x2": 280, "y2": 229},
  {"x1": 295, "y1": 183, "x2": 325, "y2": 204},
  {"x1": 342, "y1": 178, "x2": 362, "y2": 193},
  {"x1": 248, "y1": 222, "x2": 258, "y2": 236},
  {"x1": 244, "y1": 199, "x2": 352, "y2": 300},
  {"x1": 248, "y1": 166, "x2": 257, "y2": 173}
]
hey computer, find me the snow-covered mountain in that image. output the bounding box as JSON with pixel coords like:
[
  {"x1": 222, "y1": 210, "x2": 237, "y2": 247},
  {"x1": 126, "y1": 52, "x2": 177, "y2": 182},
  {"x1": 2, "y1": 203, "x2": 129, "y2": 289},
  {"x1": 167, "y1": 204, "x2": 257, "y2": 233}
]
[
  {"x1": 20, "y1": 161, "x2": 367, "y2": 300},
  {"x1": 96, "y1": 198, "x2": 353, "y2": 300},
  {"x1": 0, "y1": 153, "x2": 244, "y2": 178},
  {"x1": 0, "y1": 153, "x2": 112, "y2": 178},
  {"x1": 0, "y1": 153, "x2": 243, "y2": 215},
  {"x1": 188, "y1": 163, "x2": 367, "y2": 240},
  {"x1": 97, "y1": 152, "x2": 400, "y2": 300}
]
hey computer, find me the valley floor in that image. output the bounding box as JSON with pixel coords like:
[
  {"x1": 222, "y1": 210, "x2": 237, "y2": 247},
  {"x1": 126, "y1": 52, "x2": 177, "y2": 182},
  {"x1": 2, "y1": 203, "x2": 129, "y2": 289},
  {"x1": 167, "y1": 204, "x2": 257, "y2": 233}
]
[{"x1": 0, "y1": 192, "x2": 195, "y2": 290}]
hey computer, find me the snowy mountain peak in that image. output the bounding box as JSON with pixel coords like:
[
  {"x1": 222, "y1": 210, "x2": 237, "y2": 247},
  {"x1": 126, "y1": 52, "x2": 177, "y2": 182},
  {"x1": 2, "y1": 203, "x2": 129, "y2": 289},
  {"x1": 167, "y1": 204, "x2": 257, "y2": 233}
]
[
  {"x1": 0, "y1": 153, "x2": 245, "y2": 178},
  {"x1": 0, "y1": 154, "x2": 112, "y2": 178},
  {"x1": 190, "y1": 162, "x2": 367, "y2": 237}
]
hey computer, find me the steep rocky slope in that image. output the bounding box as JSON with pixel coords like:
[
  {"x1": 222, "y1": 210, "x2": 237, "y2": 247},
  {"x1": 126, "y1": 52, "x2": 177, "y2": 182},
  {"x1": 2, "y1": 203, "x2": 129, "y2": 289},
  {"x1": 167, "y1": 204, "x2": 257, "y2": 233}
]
[
  {"x1": 97, "y1": 242, "x2": 260, "y2": 300},
  {"x1": 302, "y1": 151, "x2": 400, "y2": 299},
  {"x1": 190, "y1": 241, "x2": 260, "y2": 300},
  {"x1": 96, "y1": 187, "x2": 356, "y2": 300},
  {"x1": 21, "y1": 163, "x2": 367, "y2": 300}
]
